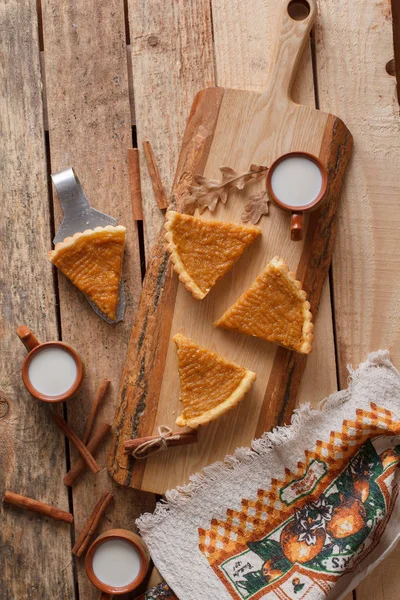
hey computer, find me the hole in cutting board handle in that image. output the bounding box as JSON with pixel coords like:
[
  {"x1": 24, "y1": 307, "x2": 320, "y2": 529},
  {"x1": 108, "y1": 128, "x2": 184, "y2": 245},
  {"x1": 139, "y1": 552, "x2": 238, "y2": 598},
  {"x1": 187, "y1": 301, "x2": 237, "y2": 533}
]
[
  {"x1": 386, "y1": 59, "x2": 396, "y2": 76},
  {"x1": 287, "y1": 0, "x2": 311, "y2": 21}
]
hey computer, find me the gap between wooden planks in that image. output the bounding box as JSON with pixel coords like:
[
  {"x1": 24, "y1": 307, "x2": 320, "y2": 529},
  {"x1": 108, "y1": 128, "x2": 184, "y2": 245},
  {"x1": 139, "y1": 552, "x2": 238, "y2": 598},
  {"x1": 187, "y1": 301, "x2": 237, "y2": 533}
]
[
  {"x1": 39, "y1": 46, "x2": 136, "y2": 131},
  {"x1": 38, "y1": 0, "x2": 157, "y2": 598},
  {"x1": 0, "y1": 0, "x2": 75, "y2": 598},
  {"x1": 315, "y1": 1, "x2": 400, "y2": 598},
  {"x1": 37, "y1": 0, "x2": 218, "y2": 598}
]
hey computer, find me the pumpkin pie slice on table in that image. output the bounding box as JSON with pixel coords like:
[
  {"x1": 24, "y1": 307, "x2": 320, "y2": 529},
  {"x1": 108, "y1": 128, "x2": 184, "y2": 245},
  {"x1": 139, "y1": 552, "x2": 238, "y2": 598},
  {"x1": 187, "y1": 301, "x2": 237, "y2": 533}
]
[
  {"x1": 214, "y1": 257, "x2": 313, "y2": 354},
  {"x1": 48, "y1": 225, "x2": 126, "y2": 321},
  {"x1": 174, "y1": 334, "x2": 256, "y2": 428},
  {"x1": 165, "y1": 211, "x2": 260, "y2": 300}
]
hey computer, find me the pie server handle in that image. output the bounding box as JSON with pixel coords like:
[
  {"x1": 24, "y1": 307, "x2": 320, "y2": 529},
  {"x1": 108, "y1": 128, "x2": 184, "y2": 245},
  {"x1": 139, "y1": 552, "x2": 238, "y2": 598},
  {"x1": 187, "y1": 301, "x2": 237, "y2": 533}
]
[{"x1": 52, "y1": 168, "x2": 117, "y2": 245}]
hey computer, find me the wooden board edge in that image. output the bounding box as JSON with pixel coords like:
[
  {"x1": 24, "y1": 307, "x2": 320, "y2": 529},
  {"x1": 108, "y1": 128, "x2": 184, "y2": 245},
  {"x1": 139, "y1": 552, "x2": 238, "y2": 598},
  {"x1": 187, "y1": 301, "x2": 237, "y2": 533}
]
[
  {"x1": 108, "y1": 87, "x2": 225, "y2": 488},
  {"x1": 255, "y1": 115, "x2": 353, "y2": 436}
]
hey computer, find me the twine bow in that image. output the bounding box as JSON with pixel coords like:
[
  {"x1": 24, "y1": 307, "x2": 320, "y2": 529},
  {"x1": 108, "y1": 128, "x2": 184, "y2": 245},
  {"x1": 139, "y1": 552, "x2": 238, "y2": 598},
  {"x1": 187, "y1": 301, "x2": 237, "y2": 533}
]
[{"x1": 131, "y1": 426, "x2": 181, "y2": 459}]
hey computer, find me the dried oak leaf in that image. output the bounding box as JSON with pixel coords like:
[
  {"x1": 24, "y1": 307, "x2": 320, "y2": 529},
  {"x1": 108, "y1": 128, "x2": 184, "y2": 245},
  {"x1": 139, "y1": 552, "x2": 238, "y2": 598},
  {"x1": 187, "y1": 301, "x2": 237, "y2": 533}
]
[
  {"x1": 187, "y1": 164, "x2": 268, "y2": 213},
  {"x1": 241, "y1": 189, "x2": 270, "y2": 224}
]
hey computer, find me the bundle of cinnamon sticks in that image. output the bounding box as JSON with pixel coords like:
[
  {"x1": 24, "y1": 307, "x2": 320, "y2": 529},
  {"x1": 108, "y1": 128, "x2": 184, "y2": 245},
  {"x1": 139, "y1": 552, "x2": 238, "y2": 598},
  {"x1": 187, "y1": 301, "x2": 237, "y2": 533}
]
[{"x1": 63, "y1": 378, "x2": 112, "y2": 486}]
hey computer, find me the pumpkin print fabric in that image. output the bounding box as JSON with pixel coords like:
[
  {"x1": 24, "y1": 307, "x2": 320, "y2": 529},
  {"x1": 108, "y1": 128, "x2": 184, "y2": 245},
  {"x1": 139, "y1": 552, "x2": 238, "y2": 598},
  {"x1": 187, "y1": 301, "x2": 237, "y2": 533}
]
[
  {"x1": 207, "y1": 437, "x2": 398, "y2": 600},
  {"x1": 137, "y1": 351, "x2": 400, "y2": 600}
]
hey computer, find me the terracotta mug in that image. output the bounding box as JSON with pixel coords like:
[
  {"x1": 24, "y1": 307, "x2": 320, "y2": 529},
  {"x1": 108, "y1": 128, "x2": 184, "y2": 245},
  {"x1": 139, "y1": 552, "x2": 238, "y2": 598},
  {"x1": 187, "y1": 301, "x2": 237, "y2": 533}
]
[
  {"x1": 266, "y1": 151, "x2": 328, "y2": 241},
  {"x1": 17, "y1": 325, "x2": 83, "y2": 403},
  {"x1": 85, "y1": 529, "x2": 150, "y2": 597}
]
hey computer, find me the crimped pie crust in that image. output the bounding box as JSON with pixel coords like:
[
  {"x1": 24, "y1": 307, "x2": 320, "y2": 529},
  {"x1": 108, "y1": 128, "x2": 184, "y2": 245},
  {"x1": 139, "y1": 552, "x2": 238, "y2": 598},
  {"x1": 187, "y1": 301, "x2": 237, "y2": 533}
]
[
  {"x1": 215, "y1": 256, "x2": 314, "y2": 355},
  {"x1": 270, "y1": 257, "x2": 313, "y2": 354},
  {"x1": 174, "y1": 334, "x2": 256, "y2": 428},
  {"x1": 164, "y1": 214, "x2": 204, "y2": 300},
  {"x1": 48, "y1": 225, "x2": 126, "y2": 260},
  {"x1": 176, "y1": 369, "x2": 256, "y2": 428},
  {"x1": 164, "y1": 211, "x2": 260, "y2": 300},
  {"x1": 48, "y1": 225, "x2": 126, "y2": 321}
]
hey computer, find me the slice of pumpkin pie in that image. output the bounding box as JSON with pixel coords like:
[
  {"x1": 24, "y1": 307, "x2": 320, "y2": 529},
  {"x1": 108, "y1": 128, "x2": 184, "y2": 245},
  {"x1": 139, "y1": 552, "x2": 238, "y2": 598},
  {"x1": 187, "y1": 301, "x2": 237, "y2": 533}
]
[
  {"x1": 48, "y1": 225, "x2": 126, "y2": 321},
  {"x1": 214, "y1": 257, "x2": 313, "y2": 354},
  {"x1": 174, "y1": 334, "x2": 256, "y2": 428},
  {"x1": 165, "y1": 211, "x2": 260, "y2": 300}
]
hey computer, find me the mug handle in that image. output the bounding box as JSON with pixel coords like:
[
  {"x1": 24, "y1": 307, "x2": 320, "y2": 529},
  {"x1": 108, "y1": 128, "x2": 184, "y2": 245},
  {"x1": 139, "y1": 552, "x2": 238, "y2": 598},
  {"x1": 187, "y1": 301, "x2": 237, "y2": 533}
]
[
  {"x1": 290, "y1": 213, "x2": 303, "y2": 241},
  {"x1": 16, "y1": 325, "x2": 41, "y2": 352}
]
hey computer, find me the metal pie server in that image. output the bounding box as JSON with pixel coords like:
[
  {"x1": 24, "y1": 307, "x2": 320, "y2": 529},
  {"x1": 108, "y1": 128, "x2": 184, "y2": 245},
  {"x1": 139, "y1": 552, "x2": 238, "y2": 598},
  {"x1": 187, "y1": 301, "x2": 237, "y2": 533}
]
[{"x1": 52, "y1": 167, "x2": 126, "y2": 323}]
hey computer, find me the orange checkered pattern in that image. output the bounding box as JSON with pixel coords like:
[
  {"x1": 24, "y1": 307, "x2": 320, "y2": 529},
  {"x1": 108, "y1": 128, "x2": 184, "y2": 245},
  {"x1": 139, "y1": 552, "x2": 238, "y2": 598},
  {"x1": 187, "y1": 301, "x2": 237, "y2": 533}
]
[{"x1": 199, "y1": 402, "x2": 400, "y2": 566}]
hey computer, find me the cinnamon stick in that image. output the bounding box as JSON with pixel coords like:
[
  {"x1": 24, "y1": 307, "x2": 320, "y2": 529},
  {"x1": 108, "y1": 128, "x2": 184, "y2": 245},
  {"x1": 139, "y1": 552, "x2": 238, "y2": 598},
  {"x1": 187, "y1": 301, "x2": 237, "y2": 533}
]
[
  {"x1": 3, "y1": 490, "x2": 73, "y2": 524},
  {"x1": 124, "y1": 430, "x2": 197, "y2": 453},
  {"x1": 142, "y1": 140, "x2": 168, "y2": 210},
  {"x1": 64, "y1": 423, "x2": 111, "y2": 486},
  {"x1": 81, "y1": 379, "x2": 110, "y2": 445},
  {"x1": 52, "y1": 413, "x2": 101, "y2": 474},
  {"x1": 72, "y1": 491, "x2": 114, "y2": 557},
  {"x1": 128, "y1": 148, "x2": 144, "y2": 221}
]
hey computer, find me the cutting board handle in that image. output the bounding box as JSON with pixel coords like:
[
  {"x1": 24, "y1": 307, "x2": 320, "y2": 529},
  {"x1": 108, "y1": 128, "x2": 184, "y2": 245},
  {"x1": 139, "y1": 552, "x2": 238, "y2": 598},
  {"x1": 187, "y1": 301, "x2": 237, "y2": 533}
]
[{"x1": 263, "y1": 0, "x2": 317, "y2": 101}]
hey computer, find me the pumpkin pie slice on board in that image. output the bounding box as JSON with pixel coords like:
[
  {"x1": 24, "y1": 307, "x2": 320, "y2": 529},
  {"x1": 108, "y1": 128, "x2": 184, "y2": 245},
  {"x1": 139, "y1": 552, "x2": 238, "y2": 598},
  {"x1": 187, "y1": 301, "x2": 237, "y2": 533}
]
[
  {"x1": 214, "y1": 257, "x2": 313, "y2": 354},
  {"x1": 49, "y1": 225, "x2": 126, "y2": 321},
  {"x1": 165, "y1": 211, "x2": 260, "y2": 300},
  {"x1": 174, "y1": 334, "x2": 256, "y2": 428}
]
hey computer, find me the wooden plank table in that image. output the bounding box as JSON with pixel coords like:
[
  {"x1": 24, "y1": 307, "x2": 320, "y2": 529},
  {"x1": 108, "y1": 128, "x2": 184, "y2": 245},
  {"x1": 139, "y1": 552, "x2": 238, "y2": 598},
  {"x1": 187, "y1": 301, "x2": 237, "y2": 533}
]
[{"x1": 0, "y1": 1, "x2": 398, "y2": 599}]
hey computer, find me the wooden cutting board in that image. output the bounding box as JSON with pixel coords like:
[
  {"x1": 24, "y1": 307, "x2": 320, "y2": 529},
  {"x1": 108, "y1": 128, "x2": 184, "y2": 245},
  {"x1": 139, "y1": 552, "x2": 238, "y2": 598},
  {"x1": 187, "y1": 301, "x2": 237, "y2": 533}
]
[{"x1": 108, "y1": 0, "x2": 353, "y2": 493}]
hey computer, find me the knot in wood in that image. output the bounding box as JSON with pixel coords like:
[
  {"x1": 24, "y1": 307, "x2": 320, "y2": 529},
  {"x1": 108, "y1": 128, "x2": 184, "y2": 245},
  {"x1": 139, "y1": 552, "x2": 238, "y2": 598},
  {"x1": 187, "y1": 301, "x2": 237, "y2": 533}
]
[
  {"x1": 0, "y1": 392, "x2": 10, "y2": 419},
  {"x1": 147, "y1": 35, "x2": 159, "y2": 47}
]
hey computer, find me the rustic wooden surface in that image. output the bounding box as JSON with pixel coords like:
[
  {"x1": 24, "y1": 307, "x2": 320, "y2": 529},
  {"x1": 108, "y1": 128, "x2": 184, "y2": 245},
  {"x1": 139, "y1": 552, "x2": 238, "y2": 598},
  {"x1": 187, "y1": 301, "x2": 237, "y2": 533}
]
[
  {"x1": 1, "y1": 1, "x2": 399, "y2": 600},
  {"x1": 127, "y1": 0, "x2": 215, "y2": 255},
  {"x1": 40, "y1": 0, "x2": 156, "y2": 598},
  {"x1": 315, "y1": 1, "x2": 400, "y2": 598},
  {"x1": 110, "y1": 0, "x2": 353, "y2": 495},
  {"x1": 0, "y1": 0, "x2": 75, "y2": 597}
]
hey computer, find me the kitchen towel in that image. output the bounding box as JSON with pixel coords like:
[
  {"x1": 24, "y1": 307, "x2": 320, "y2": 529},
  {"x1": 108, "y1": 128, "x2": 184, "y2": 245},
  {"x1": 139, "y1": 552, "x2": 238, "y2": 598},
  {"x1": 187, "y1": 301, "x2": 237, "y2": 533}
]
[{"x1": 137, "y1": 351, "x2": 400, "y2": 600}]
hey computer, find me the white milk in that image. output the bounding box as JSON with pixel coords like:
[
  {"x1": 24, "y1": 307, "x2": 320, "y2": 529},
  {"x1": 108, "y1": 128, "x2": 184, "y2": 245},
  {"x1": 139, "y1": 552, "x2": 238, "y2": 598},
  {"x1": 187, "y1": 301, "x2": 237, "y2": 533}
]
[
  {"x1": 28, "y1": 347, "x2": 78, "y2": 396},
  {"x1": 271, "y1": 156, "x2": 323, "y2": 208},
  {"x1": 92, "y1": 539, "x2": 142, "y2": 588}
]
